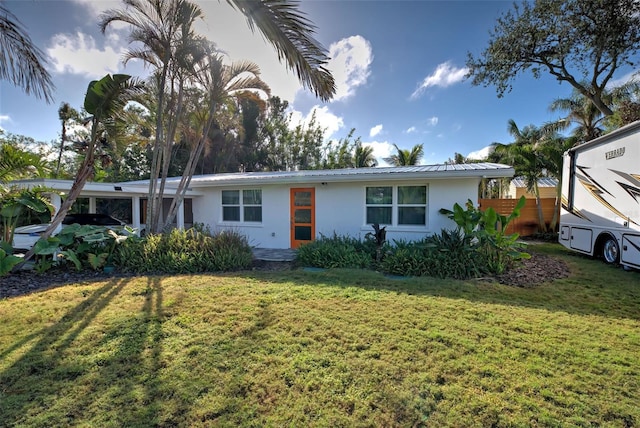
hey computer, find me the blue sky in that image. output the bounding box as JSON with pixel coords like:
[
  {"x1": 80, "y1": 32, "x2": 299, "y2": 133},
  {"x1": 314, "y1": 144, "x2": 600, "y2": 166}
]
[{"x1": 1, "y1": 0, "x2": 637, "y2": 166}]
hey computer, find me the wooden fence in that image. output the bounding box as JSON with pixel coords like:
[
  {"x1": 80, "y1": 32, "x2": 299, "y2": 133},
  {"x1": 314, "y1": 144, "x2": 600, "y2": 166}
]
[{"x1": 478, "y1": 198, "x2": 559, "y2": 236}]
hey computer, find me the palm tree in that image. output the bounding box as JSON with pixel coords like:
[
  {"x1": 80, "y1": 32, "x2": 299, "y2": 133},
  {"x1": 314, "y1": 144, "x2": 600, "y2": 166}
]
[
  {"x1": 0, "y1": 3, "x2": 54, "y2": 102},
  {"x1": 383, "y1": 143, "x2": 424, "y2": 166},
  {"x1": 163, "y1": 50, "x2": 270, "y2": 229},
  {"x1": 100, "y1": 0, "x2": 207, "y2": 233},
  {"x1": 536, "y1": 134, "x2": 577, "y2": 231},
  {"x1": 491, "y1": 120, "x2": 555, "y2": 231},
  {"x1": 100, "y1": 0, "x2": 336, "y2": 233},
  {"x1": 549, "y1": 88, "x2": 606, "y2": 143},
  {"x1": 353, "y1": 143, "x2": 377, "y2": 167}
]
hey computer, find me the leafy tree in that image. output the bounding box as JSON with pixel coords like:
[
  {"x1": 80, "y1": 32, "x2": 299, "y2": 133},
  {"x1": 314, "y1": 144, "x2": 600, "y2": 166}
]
[
  {"x1": 383, "y1": 143, "x2": 424, "y2": 166},
  {"x1": 467, "y1": 0, "x2": 640, "y2": 116},
  {"x1": 0, "y1": 132, "x2": 51, "y2": 182},
  {"x1": 0, "y1": 3, "x2": 54, "y2": 102},
  {"x1": 260, "y1": 97, "x2": 326, "y2": 171},
  {"x1": 322, "y1": 129, "x2": 376, "y2": 169}
]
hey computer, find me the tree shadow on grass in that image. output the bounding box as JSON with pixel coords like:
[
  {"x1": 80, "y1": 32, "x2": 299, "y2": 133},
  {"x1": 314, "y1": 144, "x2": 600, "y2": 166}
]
[
  {"x1": 0, "y1": 276, "x2": 181, "y2": 426},
  {"x1": 235, "y1": 247, "x2": 640, "y2": 321},
  {"x1": 0, "y1": 277, "x2": 129, "y2": 424}
]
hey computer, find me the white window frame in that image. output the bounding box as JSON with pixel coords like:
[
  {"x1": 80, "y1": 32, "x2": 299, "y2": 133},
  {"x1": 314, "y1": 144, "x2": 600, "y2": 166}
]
[
  {"x1": 221, "y1": 189, "x2": 262, "y2": 223},
  {"x1": 364, "y1": 184, "x2": 428, "y2": 228}
]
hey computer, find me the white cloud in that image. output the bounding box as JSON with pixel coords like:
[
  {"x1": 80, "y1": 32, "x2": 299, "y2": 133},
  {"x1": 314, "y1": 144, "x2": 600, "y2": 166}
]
[
  {"x1": 411, "y1": 61, "x2": 468, "y2": 99},
  {"x1": 70, "y1": 0, "x2": 107, "y2": 17},
  {"x1": 289, "y1": 105, "x2": 344, "y2": 139},
  {"x1": 69, "y1": 1, "x2": 358, "y2": 104},
  {"x1": 427, "y1": 116, "x2": 438, "y2": 126},
  {"x1": 47, "y1": 32, "x2": 124, "y2": 78},
  {"x1": 0, "y1": 114, "x2": 10, "y2": 126},
  {"x1": 467, "y1": 145, "x2": 494, "y2": 160},
  {"x1": 607, "y1": 69, "x2": 640, "y2": 89},
  {"x1": 364, "y1": 140, "x2": 394, "y2": 166},
  {"x1": 327, "y1": 35, "x2": 373, "y2": 101},
  {"x1": 369, "y1": 124, "x2": 383, "y2": 137},
  {"x1": 405, "y1": 126, "x2": 416, "y2": 134},
  {"x1": 195, "y1": 2, "x2": 303, "y2": 103}
]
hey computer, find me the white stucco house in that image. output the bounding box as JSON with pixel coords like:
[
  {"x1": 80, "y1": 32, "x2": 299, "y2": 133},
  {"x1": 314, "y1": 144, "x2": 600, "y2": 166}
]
[{"x1": 11, "y1": 163, "x2": 514, "y2": 249}]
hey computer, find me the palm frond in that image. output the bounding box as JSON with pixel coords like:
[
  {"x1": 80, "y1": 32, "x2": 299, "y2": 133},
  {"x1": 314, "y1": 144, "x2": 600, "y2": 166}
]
[
  {"x1": 226, "y1": 0, "x2": 335, "y2": 101},
  {"x1": 0, "y1": 4, "x2": 55, "y2": 103}
]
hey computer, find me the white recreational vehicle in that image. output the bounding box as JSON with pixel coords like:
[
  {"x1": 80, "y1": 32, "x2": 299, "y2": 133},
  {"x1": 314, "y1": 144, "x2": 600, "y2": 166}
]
[{"x1": 559, "y1": 120, "x2": 640, "y2": 270}]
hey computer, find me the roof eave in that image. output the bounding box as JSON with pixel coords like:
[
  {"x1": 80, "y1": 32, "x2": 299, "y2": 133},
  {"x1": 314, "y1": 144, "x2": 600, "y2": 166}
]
[{"x1": 185, "y1": 167, "x2": 516, "y2": 187}]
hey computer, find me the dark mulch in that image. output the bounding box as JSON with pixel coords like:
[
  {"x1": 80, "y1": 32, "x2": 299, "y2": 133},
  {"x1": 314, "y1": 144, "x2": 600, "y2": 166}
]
[
  {"x1": 1, "y1": 254, "x2": 568, "y2": 300},
  {"x1": 494, "y1": 252, "x2": 570, "y2": 287}
]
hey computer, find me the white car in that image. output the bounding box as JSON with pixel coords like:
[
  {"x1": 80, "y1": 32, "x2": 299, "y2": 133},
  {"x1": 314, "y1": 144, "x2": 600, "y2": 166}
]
[{"x1": 12, "y1": 213, "x2": 129, "y2": 252}]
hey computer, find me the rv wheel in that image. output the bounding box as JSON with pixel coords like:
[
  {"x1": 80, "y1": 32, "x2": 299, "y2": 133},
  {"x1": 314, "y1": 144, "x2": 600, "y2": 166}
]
[{"x1": 602, "y1": 237, "x2": 619, "y2": 264}]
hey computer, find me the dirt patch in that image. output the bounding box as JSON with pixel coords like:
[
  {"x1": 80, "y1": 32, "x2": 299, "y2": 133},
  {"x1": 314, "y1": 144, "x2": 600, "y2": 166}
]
[
  {"x1": 1, "y1": 253, "x2": 568, "y2": 299},
  {"x1": 494, "y1": 252, "x2": 569, "y2": 287}
]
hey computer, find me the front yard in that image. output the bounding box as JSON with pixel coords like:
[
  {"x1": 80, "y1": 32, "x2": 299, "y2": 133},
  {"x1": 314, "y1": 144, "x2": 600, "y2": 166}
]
[{"x1": 0, "y1": 244, "x2": 638, "y2": 426}]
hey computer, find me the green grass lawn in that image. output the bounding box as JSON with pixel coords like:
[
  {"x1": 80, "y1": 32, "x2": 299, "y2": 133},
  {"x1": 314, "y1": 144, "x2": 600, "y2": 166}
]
[{"x1": 1, "y1": 244, "x2": 639, "y2": 427}]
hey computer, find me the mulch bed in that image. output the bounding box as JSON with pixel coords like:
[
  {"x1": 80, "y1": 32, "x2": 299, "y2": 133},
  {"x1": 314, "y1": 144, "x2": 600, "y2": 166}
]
[{"x1": 1, "y1": 253, "x2": 569, "y2": 300}]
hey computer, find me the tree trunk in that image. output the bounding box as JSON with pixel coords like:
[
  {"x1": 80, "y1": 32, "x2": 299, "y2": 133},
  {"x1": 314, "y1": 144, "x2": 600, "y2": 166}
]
[
  {"x1": 55, "y1": 122, "x2": 66, "y2": 178},
  {"x1": 549, "y1": 181, "x2": 562, "y2": 232},
  {"x1": 15, "y1": 125, "x2": 98, "y2": 268},
  {"x1": 534, "y1": 182, "x2": 547, "y2": 232},
  {"x1": 163, "y1": 101, "x2": 216, "y2": 230},
  {"x1": 146, "y1": 64, "x2": 170, "y2": 235}
]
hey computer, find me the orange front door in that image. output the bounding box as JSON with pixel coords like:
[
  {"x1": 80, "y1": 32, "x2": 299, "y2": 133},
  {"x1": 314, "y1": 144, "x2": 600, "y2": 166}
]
[{"x1": 290, "y1": 188, "x2": 315, "y2": 248}]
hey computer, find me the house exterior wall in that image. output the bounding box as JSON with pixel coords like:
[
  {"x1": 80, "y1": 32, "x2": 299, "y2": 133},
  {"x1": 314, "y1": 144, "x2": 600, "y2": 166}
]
[{"x1": 191, "y1": 177, "x2": 480, "y2": 249}]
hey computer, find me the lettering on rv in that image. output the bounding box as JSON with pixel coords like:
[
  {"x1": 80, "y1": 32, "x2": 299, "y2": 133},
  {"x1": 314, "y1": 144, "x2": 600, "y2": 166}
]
[{"x1": 605, "y1": 147, "x2": 625, "y2": 160}]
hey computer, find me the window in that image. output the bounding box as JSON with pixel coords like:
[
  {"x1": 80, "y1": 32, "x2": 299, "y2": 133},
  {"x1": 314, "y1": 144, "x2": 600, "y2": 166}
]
[
  {"x1": 365, "y1": 185, "x2": 427, "y2": 226},
  {"x1": 366, "y1": 186, "x2": 392, "y2": 224},
  {"x1": 398, "y1": 186, "x2": 426, "y2": 225},
  {"x1": 222, "y1": 189, "x2": 262, "y2": 223}
]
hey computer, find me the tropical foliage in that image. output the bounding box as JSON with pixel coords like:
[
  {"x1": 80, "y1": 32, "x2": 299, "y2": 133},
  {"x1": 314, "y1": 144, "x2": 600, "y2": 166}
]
[
  {"x1": 19, "y1": 74, "x2": 144, "y2": 264},
  {"x1": 99, "y1": 0, "x2": 336, "y2": 234},
  {"x1": 383, "y1": 143, "x2": 424, "y2": 166},
  {"x1": 0, "y1": 3, "x2": 54, "y2": 102}
]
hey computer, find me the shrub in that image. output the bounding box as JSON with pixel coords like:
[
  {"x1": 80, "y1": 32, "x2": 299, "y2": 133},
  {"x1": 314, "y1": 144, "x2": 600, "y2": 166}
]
[
  {"x1": 440, "y1": 197, "x2": 530, "y2": 275},
  {"x1": 380, "y1": 230, "x2": 484, "y2": 279},
  {"x1": 112, "y1": 228, "x2": 252, "y2": 274},
  {"x1": 297, "y1": 233, "x2": 374, "y2": 269}
]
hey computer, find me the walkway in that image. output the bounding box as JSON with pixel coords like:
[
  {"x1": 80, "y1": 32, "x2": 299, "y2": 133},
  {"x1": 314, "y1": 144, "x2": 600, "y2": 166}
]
[{"x1": 252, "y1": 248, "x2": 297, "y2": 262}]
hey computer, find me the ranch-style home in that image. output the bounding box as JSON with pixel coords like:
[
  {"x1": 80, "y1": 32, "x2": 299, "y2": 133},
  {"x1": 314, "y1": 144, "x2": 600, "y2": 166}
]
[{"x1": 12, "y1": 163, "x2": 514, "y2": 249}]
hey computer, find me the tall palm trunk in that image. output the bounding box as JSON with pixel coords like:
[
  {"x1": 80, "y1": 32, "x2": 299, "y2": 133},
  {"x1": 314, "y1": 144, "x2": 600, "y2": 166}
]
[
  {"x1": 146, "y1": 67, "x2": 169, "y2": 235},
  {"x1": 18, "y1": 121, "x2": 98, "y2": 266},
  {"x1": 163, "y1": 100, "x2": 217, "y2": 229},
  {"x1": 533, "y1": 182, "x2": 547, "y2": 232}
]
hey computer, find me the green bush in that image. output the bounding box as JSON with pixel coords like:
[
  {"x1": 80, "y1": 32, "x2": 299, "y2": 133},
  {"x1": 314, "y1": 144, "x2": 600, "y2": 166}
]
[
  {"x1": 297, "y1": 233, "x2": 375, "y2": 269},
  {"x1": 380, "y1": 230, "x2": 484, "y2": 279},
  {"x1": 112, "y1": 228, "x2": 252, "y2": 274}
]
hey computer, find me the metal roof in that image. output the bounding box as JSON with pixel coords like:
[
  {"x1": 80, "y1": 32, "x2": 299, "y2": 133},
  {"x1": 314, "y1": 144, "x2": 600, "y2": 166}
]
[
  {"x1": 511, "y1": 177, "x2": 558, "y2": 188},
  {"x1": 8, "y1": 179, "x2": 203, "y2": 196},
  {"x1": 123, "y1": 163, "x2": 514, "y2": 187}
]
